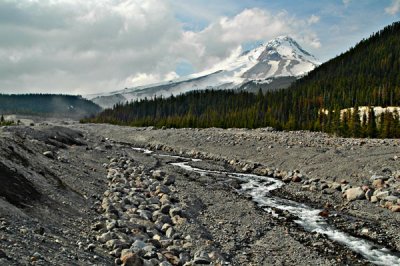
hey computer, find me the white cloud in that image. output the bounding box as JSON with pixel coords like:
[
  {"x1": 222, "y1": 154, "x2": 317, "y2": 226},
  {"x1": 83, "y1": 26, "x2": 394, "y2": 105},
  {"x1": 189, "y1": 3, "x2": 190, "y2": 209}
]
[
  {"x1": 308, "y1": 15, "x2": 320, "y2": 25},
  {"x1": 124, "y1": 71, "x2": 180, "y2": 88},
  {"x1": 385, "y1": 0, "x2": 400, "y2": 15},
  {"x1": 125, "y1": 73, "x2": 161, "y2": 88},
  {"x1": 0, "y1": 1, "x2": 320, "y2": 95},
  {"x1": 299, "y1": 33, "x2": 322, "y2": 49},
  {"x1": 164, "y1": 71, "x2": 180, "y2": 81},
  {"x1": 172, "y1": 8, "x2": 320, "y2": 70},
  {"x1": 343, "y1": 0, "x2": 351, "y2": 6}
]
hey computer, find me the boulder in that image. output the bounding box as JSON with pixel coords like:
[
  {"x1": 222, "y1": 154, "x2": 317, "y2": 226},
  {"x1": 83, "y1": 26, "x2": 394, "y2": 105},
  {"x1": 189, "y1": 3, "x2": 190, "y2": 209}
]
[
  {"x1": 165, "y1": 227, "x2": 175, "y2": 239},
  {"x1": 163, "y1": 175, "x2": 175, "y2": 186},
  {"x1": 169, "y1": 208, "x2": 182, "y2": 217},
  {"x1": 370, "y1": 196, "x2": 378, "y2": 203},
  {"x1": 330, "y1": 182, "x2": 341, "y2": 191},
  {"x1": 344, "y1": 187, "x2": 365, "y2": 201},
  {"x1": 162, "y1": 251, "x2": 180, "y2": 265},
  {"x1": 160, "y1": 204, "x2": 172, "y2": 215},
  {"x1": 97, "y1": 232, "x2": 113, "y2": 244},
  {"x1": 384, "y1": 195, "x2": 399, "y2": 203},
  {"x1": 121, "y1": 252, "x2": 143, "y2": 266},
  {"x1": 156, "y1": 185, "x2": 171, "y2": 194},
  {"x1": 43, "y1": 151, "x2": 54, "y2": 159},
  {"x1": 390, "y1": 205, "x2": 400, "y2": 212},
  {"x1": 105, "y1": 239, "x2": 129, "y2": 250},
  {"x1": 372, "y1": 179, "x2": 384, "y2": 189},
  {"x1": 193, "y1": 250, "x2": 211, "y2": 265},
  {"x1": 365, "y1": 189, "x2": 374, "y2": 201},
  {"x1": 291, "y1": 175, "x2": 302, "y2": 182},
  {"x1": 152, "y1": 170, "x2": 165, "y2": 180},
  {"x1": 370, "y1": 175, "x2": 389, "y2": 181},
  {"x1": 375, "y1": 191, "x2": 390, "y2": 199}
]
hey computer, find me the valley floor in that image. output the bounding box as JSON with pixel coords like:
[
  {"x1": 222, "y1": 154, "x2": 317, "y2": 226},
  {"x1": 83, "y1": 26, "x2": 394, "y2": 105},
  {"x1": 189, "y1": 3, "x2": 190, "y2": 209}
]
[{"x1": 0, "y1": 122, "x2": 399, "y2": 265}]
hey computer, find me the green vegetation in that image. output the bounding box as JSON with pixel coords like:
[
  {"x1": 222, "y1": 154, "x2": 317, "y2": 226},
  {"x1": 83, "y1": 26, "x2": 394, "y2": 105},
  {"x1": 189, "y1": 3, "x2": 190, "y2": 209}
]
[
  {"x1": 0, "y1": 115, "x2": 15, "y2": 126},
  {"x1": 83, "y1": 21, "x2": 400, "y2": 138},
  {"x1": 0, "y1": 94, "x2": 101, "y2": 118},
  {"x1": 83, "y1": 90, "x2": 261, "y2": 128}
]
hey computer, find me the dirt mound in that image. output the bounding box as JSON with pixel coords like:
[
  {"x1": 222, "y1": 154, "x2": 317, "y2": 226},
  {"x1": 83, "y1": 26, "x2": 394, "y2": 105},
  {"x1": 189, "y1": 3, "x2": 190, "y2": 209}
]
[
  {"x1": 5, "y1": 126, "x2": 85, "y2": 148},
  {"x1": 0, "y1": 162, "x2": 41, "y2": 208}
]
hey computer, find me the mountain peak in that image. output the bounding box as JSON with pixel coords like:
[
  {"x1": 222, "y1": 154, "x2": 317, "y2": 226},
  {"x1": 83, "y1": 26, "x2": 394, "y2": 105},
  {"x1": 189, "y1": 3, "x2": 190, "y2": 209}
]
[
  {"x1": 233, "y1": 36, "x2": 319, "y2": 82},
  {"x1": 242, "y1": 36, "x2": 316, "y2": 62},
  {"x1": 273, "y1": 35, "x2": 295, "y2": 42},
  {"x1": 89, "y1": 36, "x2": 320, "y2": 108}
]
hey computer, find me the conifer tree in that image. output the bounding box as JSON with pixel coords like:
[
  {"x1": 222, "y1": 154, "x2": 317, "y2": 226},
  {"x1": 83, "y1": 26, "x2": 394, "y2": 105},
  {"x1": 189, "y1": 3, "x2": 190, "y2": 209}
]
[{"x1": 367, "y1": 107, "x2": 378, "y2": 138}]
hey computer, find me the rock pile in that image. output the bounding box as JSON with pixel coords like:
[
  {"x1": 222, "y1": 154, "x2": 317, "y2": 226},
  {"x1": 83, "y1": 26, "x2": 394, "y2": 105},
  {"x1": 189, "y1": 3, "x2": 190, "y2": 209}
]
[
  {"x1": 93, "y1": 156, "x2": 225, "y2": 265},
  {"x1": 339, "y1": 173, "x2": 400, "y2": 212},
  {"x1": 298, "y1": 172, "x2": 400, "y2": 213}
]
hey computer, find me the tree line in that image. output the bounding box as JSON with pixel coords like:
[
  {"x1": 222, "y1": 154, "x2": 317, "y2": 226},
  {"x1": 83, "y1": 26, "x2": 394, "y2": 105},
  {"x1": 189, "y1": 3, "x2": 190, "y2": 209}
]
[
  {"x1": 0, "y1": 94, "x2": 101, "y2": 118},
  {"x1": 82, "y1": 89, "x2": 400, "y2": 138}
]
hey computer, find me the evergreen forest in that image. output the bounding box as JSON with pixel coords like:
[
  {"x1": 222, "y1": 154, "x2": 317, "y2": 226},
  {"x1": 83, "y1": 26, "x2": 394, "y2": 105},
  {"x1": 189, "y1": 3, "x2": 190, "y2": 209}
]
[{"x1": 0, "y1": 94, "x2": 101, "y2": 118}]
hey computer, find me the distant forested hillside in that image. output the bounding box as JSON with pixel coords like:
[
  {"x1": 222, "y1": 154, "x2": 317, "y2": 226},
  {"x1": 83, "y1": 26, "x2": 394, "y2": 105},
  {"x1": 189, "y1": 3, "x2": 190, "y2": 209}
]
[
  {"x1": 83, "y1": 90, "x2": 260, "y2": 128},
  {"x1": 0, "y1": 94, "x2": 101, "y2": 118},
  {"x1": 83, "y1": 21, "x2": 400, "y2": 138}
]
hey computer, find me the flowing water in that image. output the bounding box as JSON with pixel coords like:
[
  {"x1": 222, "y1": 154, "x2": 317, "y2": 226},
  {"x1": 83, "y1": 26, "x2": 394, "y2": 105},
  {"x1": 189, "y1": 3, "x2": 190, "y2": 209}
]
[
  {"x1": 132, "y1": 148, "x2": 400, "y2": 265},
  {"x1": 171, "y1": 160, "x2": 400, "y2": 266}
]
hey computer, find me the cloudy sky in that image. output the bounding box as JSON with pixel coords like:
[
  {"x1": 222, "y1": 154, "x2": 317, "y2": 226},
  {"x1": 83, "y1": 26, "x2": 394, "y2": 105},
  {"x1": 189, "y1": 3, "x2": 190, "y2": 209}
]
[{"x1": 0, "y1": 0, "x2": 399, "y2": 95}]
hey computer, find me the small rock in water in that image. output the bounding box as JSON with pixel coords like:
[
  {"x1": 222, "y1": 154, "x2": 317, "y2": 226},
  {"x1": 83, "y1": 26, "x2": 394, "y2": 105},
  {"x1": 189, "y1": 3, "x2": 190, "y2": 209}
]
[
  {"x1": 318, "y1": 209, "x2": 329, "y2": 218},
  {"x1": 312, "y1": 242, "x2": 324, "y2": 247},
  {"x1": 361, "y1": 228, "x2": 369, "y2": 235}
]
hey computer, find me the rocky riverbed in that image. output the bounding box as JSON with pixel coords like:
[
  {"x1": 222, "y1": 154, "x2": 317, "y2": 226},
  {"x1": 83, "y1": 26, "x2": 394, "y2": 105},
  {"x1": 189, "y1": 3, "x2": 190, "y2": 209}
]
[{"x1": 0, "y1": 122, "x2": 399, "y2": 265}]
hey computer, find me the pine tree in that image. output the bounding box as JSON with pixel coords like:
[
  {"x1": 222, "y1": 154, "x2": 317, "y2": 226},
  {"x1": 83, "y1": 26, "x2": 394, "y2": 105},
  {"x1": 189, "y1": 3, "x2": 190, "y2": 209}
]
[
  {"x1": 349, "y1": 106, "x2": 361, "y2": 137},
  {"x1": 340, "y1": 111, "x2": 350, "y2": 137},
  {"x1": 361, "y1": 111, "x2": 368, "y2": 137},
  {"x1": 367, "y1": 107, "x2": 378, "y2": 138},
  {"x1": 392, "y1": 109, "x2": 400, "y2": 137},
  {"x1": 381, "y1": 111, "x2": 394, "y2": 138}
]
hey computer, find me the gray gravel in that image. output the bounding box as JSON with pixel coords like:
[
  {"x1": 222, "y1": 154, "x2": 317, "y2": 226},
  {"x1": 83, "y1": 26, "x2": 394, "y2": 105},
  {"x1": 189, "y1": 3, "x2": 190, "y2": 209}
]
[{"x1": 0, "y1": 122, "x2": 398, "y2": 265}]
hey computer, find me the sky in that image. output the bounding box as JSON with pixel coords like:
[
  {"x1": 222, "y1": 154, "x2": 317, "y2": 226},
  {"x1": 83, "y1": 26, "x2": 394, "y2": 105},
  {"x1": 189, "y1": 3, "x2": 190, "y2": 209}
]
[{"x1": 0, "y1": 0, "x2": 399, "y2": 95}]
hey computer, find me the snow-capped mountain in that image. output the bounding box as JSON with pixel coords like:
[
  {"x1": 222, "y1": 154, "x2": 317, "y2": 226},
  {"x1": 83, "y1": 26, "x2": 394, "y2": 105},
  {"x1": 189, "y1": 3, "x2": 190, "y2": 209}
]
[{"x1": 88, "y1": 36, "x2": 320, "y2": 108}]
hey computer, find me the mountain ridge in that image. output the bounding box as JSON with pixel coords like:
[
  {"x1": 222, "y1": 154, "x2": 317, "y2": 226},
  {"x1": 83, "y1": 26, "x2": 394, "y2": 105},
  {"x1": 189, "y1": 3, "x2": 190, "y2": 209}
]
[
  {"x1": 0, "y1": 94, "x2": 101, "y2": 119},
  {"x1": 88, "y1": 36, "x2": 319, "y2": 108}
]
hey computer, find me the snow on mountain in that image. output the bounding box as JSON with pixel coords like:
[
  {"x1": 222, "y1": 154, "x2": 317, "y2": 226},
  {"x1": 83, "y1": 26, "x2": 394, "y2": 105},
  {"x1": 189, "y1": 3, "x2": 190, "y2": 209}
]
[{"x1": 88, "y1": 36, "x2": 320, "y2": 108}]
